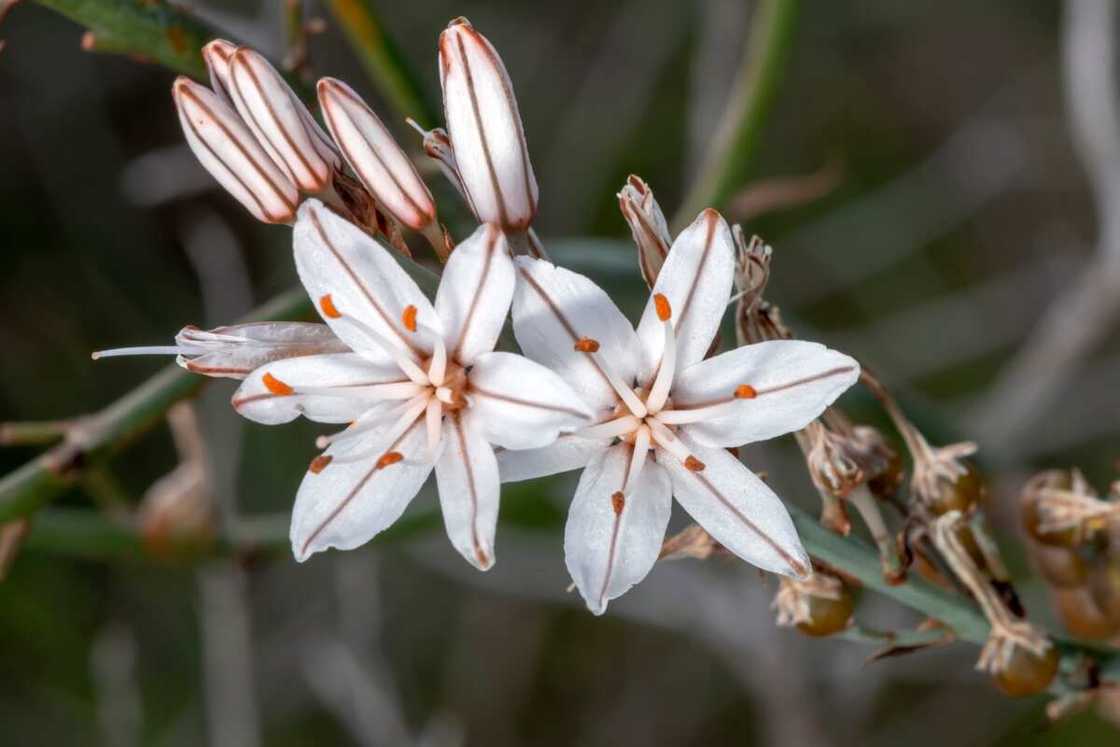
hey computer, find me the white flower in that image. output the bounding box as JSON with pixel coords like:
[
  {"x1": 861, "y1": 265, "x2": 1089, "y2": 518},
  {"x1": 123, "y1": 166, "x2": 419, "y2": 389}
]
[
  {"x1": 92, "y1": 322, "x2": 349, "y2": 380},
  {"x1": 500, "y1": 208, "x2": 860, "y2": 614},
  {"x1": 438, "y1": 17, "x2": 538, "y2": 230},
  {"x1": 230, "y1": 200, "x2": 591, "y2": 566}
]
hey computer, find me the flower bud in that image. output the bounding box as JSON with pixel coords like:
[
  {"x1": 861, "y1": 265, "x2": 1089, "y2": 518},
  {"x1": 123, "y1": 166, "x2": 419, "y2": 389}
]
[
  {"x1": 318, "y1": 77, "x2": 437, "y2": 232},
  {"x1": 408, "y1": 119, "x2": 470, "y2": 204},
  {"x1": 439, "y1": 17, "x2": 538, "y2": 229},
  {"x1": 172, "y1": 77, "x2": 299, "y2": 224},
  {"x1": 618, "y1": 175, "x2": 671, "y2": 287},
  {"x1": 201, "y1": 39, "x2": 238, "y2": 105},
  {"x1": 227, "y1": 47, "x2": 340, "y2": 193}
]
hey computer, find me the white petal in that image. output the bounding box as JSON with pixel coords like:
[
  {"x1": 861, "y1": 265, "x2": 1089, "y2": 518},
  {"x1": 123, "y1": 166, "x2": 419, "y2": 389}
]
[
  {"x1": 232, "y1": 352, "x2": 405, "y2": 424},
  {"x1": 176, "y1": 322, "x2": 348, "y2": 379},
  {"x1": 294, "y1": 200, "x2": 439, "y2": 358},
  {"x1": 435, "y1": 414, "x2": 500, "y2": 570},
  {"x1": 672, "y1": 340, "x2": 860, "y2": 447},
  {"x1": 318, "y1": 78, "x2": 436, "y2": 231},
  {"x1": 497, "y1": 435, "x2": 604, "y2": 483},
  {"x1": 660, "y1": 433, "x2": 809, "y2": 578},
  {"x1": 635, "y1": 209, "x2": 735, "y2": 383},
  {"x1": 291, "y1": 418, "x2": 433, "y2": 561},
  {"x1": 227, "y1": 47, "x2": 339, "y2": 193},
  {"x1": 435, "y1": 225, "x2": 514, "y2": 365},
  {"x1": 511, "y1": 256, "x2": 641, "y2": 413},
  {"x1": 564, "y1": 444, "x2": 672, "y2": 615},
  {"x1": 173, "y1": 77, "x2": 299, "y2": 224},
  {"x1": 438, "y1": 18, "x2": 537, "y2": 229},
  {"x1": 466, "y1": 351, "x2": 592, "y2": 450}
]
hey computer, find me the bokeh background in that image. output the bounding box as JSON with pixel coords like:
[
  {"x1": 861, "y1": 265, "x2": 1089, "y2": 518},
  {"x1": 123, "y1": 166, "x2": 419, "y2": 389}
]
[{"x1": 2, "y1": 0, "x2": 1119, "y2": 744}]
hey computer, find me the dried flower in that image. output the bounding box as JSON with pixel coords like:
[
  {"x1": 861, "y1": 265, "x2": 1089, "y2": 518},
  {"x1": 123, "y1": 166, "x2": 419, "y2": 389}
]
[
  {"x1": 438, "y1": 18, "x2": 538, "y2": 230},
  {"x1": 772, "y1": 571, "x2": 854, "y2": 636},
  {"x1": 92, "y1": 322, "x2": 348, "y2": 380},
  {"x1": 500, "y1": 208, "x2": 860, "y2": 613}
]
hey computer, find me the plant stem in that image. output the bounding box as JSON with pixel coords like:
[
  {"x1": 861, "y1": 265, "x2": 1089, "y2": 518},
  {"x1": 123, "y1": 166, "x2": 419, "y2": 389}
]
[
  {"x1": 322, "y1": 0, "x2": 437, "y2": 127},
  {"x1": 674, "y1": 0, "x2": 800, "y2": 228},
  {"x1": 0, "y1": 419, "x2": 73, "y2": 446},
  {"x1": 32, "y1": 0, "x2": 221, "y2": 79}
]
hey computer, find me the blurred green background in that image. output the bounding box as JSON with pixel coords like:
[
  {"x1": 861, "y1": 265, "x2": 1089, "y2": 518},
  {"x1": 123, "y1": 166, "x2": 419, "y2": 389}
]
[{"x1": 2, "y1": 1, "x2": 1119, "y2": 745}]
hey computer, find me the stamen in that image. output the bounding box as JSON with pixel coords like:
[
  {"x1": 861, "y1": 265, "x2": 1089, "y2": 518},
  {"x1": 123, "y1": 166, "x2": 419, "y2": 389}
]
[
  {"x1": 316, "y1": 401, "x2": 401, "y2": 449},
  {"x1": 623, "y1": 425, "x2": 650, "y2": 492},
  {"x1": 588, "y1": 350, "x2": 647, "y2": 418},
  {"x1": 91, "y1": 345, "x2": 205, "y2": 360},
  {"x1": 329, "y1": 394, "x2": 428, "y2": 464},
  {"x1": 654, "y1": 293, "x2": 672, "y2": 321},
  {"x1": 402, "y1": 305, "x2": 418, "y2": 332},
  {"x1": 262, "y1": 372, "x2": 294, "y2": 396},
  {"x1": 319, "y1": 294, "x2": 342, "y2": 319},
  {"x1": 335, "y1": 315, "x2": 428, "y2": 384},
  {"x1": 295, "y1": 381, "x2": 424, "y2": 400},
  {"x1": 655, "y1": 399, "x2": 744, "y2": 426},
  {"x1": 574, "y1": 337, "x2": 600, "y2": 353},
  {"x1": 647, "y1": 418, "x2": 703, "y2": 471},
  {"x1": 425, "y1": 398, "x2": 443, "y2": 459},
  {"x1": 645, "y1": 318, "x2": 676, "y2": 414},
  {"x1": 376, "y1": 452, "x2": 403, "y2": 469},
  {"x1": 611, "y1": 491, "x2": 625, "y2": 515},
  {"x1": 735, "y1": 384, "x2": 757, "y2": 399},
  {"x1": 308, "y1": 455, "x2": 332, "y2": 474},
  {"x1": 575, "y1": 415, "x2": 641, "y2": 442},
  {"x1": 417, "y1": 322, "x2": 447, "y2": 387}
]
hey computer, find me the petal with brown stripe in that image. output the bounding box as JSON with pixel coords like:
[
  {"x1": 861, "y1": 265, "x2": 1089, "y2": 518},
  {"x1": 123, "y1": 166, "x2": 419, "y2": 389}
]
[{"x1": 435, "y1": 414, "x2": 500, "y2": 570}]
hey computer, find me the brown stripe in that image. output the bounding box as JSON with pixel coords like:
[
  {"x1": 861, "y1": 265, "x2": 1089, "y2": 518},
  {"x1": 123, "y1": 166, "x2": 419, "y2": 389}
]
[
  {"x1": 179, "y1": 86, "x2": 296, "y2": 220},
  {"x1": 232, "y1": 52, "x2": 323, "y2": 189},
  {"x1": 455, "y1": 31, "x2": 511, "y2": 227},
  {"x1": 450, "y1": 228, "x2": 498, "y2": 360},
  {"x1": 671, "y1": 366, "x2": 856, "y2": 411},
  {"x1": 308, "y1": 208, "x2": 421, "y2": 355},
  {"x1": 515, "y1": 265, "x2": 616, "y2": 396},
  {"x1": 449, "y1": 413, "x2": 486, "y2": 565},
  {"x1": 470, "y1": 385, "x2": 588, "y2": 419},
  {"x1": 323, "y1": 83, "x2": 426, "y2": 221},
  {"x1": 674, "y1": 209, "x2": 719, "y2": 333},
  {"x1": 300, "y1": 417, "x2": 424, "y2": 557},
  {"x1": 686, "y1": 469, "x2": 807, "y2": 577}
]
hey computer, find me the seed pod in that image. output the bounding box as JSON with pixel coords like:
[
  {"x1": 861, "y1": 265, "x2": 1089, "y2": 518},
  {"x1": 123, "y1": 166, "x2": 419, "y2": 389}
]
[
  {"x1": 867, "y1": 436, "x2": 904, "y2": 499},
  {"x1": 796, "y1": 585, "x2": 855, "y2": 637},
  {"x1": 1032, "y1": 542, "x2": 1089, "y2": 589},
  {"x1": 1054, "y1": 587, "x2": 1120, "y2": 640},
  {"x1": 1022, "y1": 470, "x2": 1081, "y2": 547},
  {"x1": 992, "y1": 643, "x2": 1060, "y2": 697},
  {"x1": 927, "y1": 462, "x2": 985, "y2": 516}
]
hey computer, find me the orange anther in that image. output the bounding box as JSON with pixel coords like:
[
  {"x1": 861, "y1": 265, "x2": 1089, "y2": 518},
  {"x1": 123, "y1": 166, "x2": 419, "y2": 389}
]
[
  {"x1": 262, "y1": 372, "x2": 294, "y2": 396},
  {"x1": 319, "y1": 294, "x2": 341, "y2": 319},
  {"x1": 654, "y1": 293, "x2": 672, "y2": 321},
  {"x1": 574, "y1": 337, "x2": 600, "y2": 353},
  {"x1": 376, "y1": 451, "x2": 403, "y2": 469},
  {"x1": 734, "y1": 384, "x2": 758, "y2": 399},
  {"x1": 402, "y1": 305, "x2": 418, "y2": 332},
  {"x1": 611, "y1": 491, "x2": 625, "y2": 515},
  {"x1": 684, "y1": 455, "x2": 706, "y2": 472},
  {"x1": 308, "y1": 455, "x2": 332, "y2": 474}
]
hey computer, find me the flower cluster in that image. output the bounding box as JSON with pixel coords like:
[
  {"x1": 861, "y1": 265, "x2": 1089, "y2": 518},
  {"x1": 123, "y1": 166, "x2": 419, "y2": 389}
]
[{"x1": 96, "y1": 18, "x2": 860, "y2": 614}]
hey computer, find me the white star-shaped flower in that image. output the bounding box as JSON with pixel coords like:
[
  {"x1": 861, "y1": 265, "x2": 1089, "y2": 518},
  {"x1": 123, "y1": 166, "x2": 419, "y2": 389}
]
[
  {"x1": 231, "y1": 200, "x2": 591, "y2": 567},
  {"x1": 501, "y1": 208, "x2": 860, "y2": 613}
]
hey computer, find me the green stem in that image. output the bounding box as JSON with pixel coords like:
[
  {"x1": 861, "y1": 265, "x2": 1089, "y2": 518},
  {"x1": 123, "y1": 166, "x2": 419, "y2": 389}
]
[
  {"x1": 674, "y1": 0, "x2": 800, "y2": 228},
  {"x1": 0, "y1": 419, "x2": 73, "y2": 447},
  {"x1": 322, "y1": 0, "x2": 438, "y2": 126},
  {"x1": 32, "y1": 0, "x2": 221, "y2": 79}
]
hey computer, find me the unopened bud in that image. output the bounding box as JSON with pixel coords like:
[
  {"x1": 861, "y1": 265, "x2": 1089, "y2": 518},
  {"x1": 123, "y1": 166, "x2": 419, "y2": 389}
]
[
  {"x1": 226, "y1": 47, "x2": 340, "y2": 193},
  {"x1": 408, "y1": 120, "x2": 469, "y2": 201},
  {"x1": 439, "y1": 17, "x2": 538, "y2": 229},
  {"x1": 318, "y1": 78, "x2": 437, "y2": 232},
  {"x1": 201, "y1": 39, "x2": 238, "y2": 105},
  {"x1": 618, "y1": 175, "x2": 671, "y2": 287},
  {"x1": 173, "y1": 77, "x2": 299, "y2": 224}
]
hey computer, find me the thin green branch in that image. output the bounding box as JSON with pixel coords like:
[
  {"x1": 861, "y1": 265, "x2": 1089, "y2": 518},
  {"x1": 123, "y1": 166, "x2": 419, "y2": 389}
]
[
  {"x1": 322, "y1": 0, "x2": 438, "y2": 126},
  {"x1": 32, "y1": 0, "x2": 221, "y2": 78},
  {"x1": 675, "y1": 0, "x2": 800, "y2": 228},
  {"x1": 0, "y1": 419, "x2": 73, "y2": 447}
]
